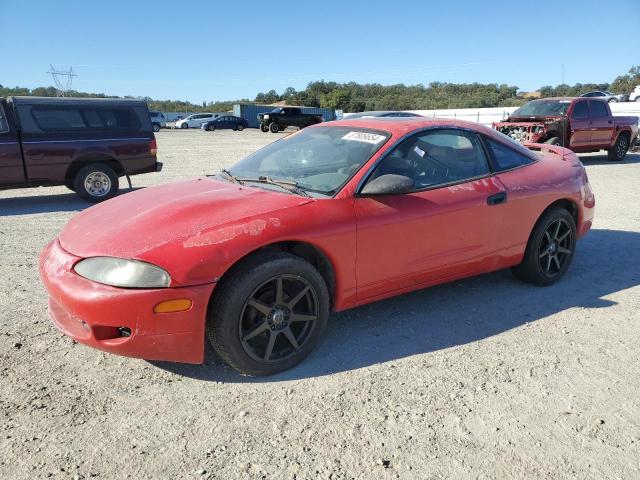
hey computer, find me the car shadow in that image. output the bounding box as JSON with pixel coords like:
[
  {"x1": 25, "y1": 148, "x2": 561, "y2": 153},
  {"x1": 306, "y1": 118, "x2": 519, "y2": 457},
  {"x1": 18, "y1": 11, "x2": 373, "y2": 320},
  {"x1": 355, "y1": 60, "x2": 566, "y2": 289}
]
[
  {"x1": 578, "y1": 151, "x2": 640, "y2": 165},
  {"x1": 152, "y1": 228, "x2": 640, "y2": 383},
  {"x1": 0, "y1": 188, "x2": 143, "y2": 216}
]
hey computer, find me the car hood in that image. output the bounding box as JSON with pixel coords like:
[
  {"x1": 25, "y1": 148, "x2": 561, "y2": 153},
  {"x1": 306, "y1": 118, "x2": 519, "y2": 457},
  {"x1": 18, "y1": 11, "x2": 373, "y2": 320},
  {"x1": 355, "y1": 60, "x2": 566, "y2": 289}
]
[{"x1": 59, "y1": 178, "x2": 308, "y2": 279}]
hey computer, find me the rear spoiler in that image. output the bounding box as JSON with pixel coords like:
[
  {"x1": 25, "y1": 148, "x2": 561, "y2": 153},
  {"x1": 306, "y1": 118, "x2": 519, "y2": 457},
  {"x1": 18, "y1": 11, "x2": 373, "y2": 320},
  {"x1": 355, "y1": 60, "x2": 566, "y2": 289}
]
[{"x1": 523, "y1": 142, "x2": 575, "y2": 161}]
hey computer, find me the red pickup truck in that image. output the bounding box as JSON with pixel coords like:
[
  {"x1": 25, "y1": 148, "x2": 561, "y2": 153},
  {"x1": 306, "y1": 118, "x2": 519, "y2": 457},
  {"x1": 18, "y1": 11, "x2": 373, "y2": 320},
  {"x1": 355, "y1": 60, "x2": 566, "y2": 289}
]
[{"x1": 493, "y1": 97, "x2": 639, "y2": 161}]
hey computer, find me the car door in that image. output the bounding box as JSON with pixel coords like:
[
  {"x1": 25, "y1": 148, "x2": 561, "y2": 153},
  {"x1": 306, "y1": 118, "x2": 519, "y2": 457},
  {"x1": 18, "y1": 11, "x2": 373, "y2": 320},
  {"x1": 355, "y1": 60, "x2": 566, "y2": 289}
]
[
  {"x1": 588, "y1": 100, "x2": 615, "y2": 147},
  {"x1": 568, "y1": 100, "x2": 591, "y2": 149},
  {"x1": 354, "y1": 128, "x2": 506, "y2": 301},
  {"x1": 0, "y1": 102, "x2": 26, "y2": 186}
]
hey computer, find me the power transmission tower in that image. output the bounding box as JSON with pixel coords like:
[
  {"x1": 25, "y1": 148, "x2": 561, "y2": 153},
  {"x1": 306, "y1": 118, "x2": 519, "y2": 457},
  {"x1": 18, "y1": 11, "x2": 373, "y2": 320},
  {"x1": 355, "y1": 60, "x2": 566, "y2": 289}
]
[{"x1": 47, "y1": 65, "x2": 77, "y2": 97}]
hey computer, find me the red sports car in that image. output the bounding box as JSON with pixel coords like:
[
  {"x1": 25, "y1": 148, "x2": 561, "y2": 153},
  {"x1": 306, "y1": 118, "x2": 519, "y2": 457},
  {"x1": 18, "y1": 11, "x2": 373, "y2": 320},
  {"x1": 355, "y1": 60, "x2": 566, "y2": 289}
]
[{"x1": 40, "y1": 118, "x2": 595, "y2": 375}]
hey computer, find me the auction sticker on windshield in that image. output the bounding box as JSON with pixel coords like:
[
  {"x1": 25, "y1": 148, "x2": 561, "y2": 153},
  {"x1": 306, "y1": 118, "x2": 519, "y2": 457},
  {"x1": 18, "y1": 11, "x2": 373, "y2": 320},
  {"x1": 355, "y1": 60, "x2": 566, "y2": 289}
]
[{"x1": 342, "y1": 131, "x2": 387, "y2": 144}]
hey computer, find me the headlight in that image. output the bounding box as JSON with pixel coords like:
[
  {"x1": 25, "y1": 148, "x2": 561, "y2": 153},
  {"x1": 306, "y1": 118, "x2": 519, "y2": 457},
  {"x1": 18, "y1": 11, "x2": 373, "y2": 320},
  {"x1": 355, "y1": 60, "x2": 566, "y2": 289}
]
[
  {"x1": 74, "y1": 257, "x2": 171, "y2": 288},
  {"x1": 263, "y1": 114, "x2": 270, "y2": 119}
]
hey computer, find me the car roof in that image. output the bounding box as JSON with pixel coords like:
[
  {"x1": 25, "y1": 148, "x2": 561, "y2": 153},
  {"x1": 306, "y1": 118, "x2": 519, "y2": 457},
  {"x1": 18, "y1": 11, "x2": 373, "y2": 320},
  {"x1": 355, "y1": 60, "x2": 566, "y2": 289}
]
[{"x1": 324, "y1": 116, "x2": 501, "y2": 137}]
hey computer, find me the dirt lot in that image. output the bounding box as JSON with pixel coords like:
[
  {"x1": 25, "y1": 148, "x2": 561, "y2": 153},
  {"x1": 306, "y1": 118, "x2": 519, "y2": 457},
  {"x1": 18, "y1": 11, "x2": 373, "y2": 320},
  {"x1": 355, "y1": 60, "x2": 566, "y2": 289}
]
[{"x1": 1, "y1": 129, "x2": 639, "y2": 479}]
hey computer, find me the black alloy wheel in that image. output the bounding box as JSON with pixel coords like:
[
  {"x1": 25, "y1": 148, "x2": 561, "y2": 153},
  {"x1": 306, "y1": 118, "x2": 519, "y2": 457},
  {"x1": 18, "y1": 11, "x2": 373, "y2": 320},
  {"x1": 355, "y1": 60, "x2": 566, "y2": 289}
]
[
  {"x1": 207, "y1": 252, "x2": 329, "y2": 376},
  {"x1": 512, "y1": 207, "x2": 576, "y2": 286},
  {"x1": 239, "y1": 275, "x2": 319, "y2": 363},
  {"x1": 537, "y1": 218, "x2": 573, "y2": 279}
]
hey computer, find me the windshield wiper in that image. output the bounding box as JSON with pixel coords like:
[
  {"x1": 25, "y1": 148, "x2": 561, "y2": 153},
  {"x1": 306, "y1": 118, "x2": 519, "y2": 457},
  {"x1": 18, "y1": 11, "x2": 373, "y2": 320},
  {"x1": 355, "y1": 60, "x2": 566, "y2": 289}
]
[
  {"x1": 236, "y1": 176, "x2": 311, "y2": 197},
  {"x1": 219, "y1": 168, "x2": 240, "y2": 184}
]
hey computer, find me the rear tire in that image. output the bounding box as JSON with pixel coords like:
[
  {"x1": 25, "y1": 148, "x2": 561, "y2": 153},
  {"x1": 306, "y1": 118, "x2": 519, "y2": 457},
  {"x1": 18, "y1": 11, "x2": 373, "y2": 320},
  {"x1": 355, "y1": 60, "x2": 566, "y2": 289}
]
[
  {"x1": 269, "y1": 122, "x2": 280, "y2": 133},
  {"x1": 206, "y1": 252, "x2": 329, "y2": 376},
  {"x1": 512, "y1": 207, "x2": 576, "y2": 286},
  {"x1": 608, "y1": 135, "x2": 629, "y2": 161},
  {"x1": 73, "y1": 164, "x2": 119, "y2": 203},
  {"x1": 237, "y1": 124, "x2": 244, "y2": 131},
  {"x1": 152, "y1": 123, "x2": 161, "y2": 133},
  {"x1": 608, "y1": 98, "x2": 618, "y2": 103},
  {"x1": 544, "y1": 137, "x2": 561, "y2": 146}
]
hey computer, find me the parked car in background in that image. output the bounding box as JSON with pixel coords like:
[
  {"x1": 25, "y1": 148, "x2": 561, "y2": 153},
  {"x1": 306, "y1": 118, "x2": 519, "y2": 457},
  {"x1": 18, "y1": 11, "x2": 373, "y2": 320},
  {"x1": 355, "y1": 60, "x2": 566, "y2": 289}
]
[
  {"x1": 174, "y1": 113, "x2": 218, "y2": 129},
  {"x1": 40, "y1": 117, "x2": 595, "y2": 375},
  {"x1": 580, "y1": 91, "x2": 629, "y2": 103},
  {"x1": 149, "y1": 111, "x2": 166, "y2": 132},
  {"x1": 201, "y1": 115, "x2": 248, "y2": 131},
  {"x1": 629, "y1": 85, "x2": 640, "y2": 102},
  {"x1": 493, "y1": 97, "x2": 639, "y2": 161},
  {"x1": 258, "y1": 107, "x2": 323, "y2": 133},
  {"x1": 0, "y1": 96, "x2": 161, "y2": 202},
  {"x1": 347, "y1": 111, "x2": 424, "y2": 119}
]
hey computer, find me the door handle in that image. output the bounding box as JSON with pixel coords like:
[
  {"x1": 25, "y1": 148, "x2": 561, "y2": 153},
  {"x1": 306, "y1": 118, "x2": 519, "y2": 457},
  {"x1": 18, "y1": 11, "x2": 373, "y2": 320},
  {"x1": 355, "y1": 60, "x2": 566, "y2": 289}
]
[{"x1": 487, "y1": 192, "x2": 507, "y2": 206}]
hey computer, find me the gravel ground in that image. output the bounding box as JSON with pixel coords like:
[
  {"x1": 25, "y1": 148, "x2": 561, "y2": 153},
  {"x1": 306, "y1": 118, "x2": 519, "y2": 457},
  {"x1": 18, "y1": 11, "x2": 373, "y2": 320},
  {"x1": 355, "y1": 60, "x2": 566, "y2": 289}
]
[{"x1": 1, "y1": 129, "x2": 639, "y2": 479}]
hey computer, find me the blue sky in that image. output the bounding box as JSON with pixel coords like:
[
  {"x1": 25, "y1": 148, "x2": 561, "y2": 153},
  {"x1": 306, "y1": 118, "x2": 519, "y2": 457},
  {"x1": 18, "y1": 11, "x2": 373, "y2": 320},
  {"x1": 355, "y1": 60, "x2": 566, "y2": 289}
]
[{"x1": 3, "y1": 0, "x2": 639, "y2": 103}]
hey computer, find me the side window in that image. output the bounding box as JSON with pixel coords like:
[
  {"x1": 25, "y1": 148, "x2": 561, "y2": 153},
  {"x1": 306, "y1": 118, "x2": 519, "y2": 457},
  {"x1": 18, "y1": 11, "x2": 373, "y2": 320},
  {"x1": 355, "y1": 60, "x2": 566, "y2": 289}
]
[
  {"x1": 486, "y1": 138, "x2": 535, "y2": 171},
  {"x1": 370, "y1": 129, "x2": 489, "y2": 190},
  {"x1": 32, "y1": 107, "x2": 86, "y2": 130},
  {"x1": 571, "y1": 101, "x2": 589, "y2": 119},
  {"x1": 0, "y1": 105, "x2": 9, "y2": 133},
  {"x1": 94, "y1": 108, "x2": 140, "y2": 130},
  {"x1": 589, "y1": 101, "x2": 609, "y2": 118},
  {"x1": 82, "y1": 109, "x2": 106, "y2": 128}
]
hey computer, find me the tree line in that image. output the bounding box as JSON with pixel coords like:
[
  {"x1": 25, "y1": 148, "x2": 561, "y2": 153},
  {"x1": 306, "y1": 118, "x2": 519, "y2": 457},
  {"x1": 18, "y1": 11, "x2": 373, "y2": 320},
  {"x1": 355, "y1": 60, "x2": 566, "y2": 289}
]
[{"x1": 2, "y1": 66, "x2": 638, "y2": 114}]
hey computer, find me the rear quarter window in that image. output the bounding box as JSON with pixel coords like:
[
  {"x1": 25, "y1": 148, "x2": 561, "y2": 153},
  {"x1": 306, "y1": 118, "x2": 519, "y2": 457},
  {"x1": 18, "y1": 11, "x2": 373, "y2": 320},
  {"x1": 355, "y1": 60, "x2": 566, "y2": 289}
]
[{"x1": 486, "y1": 138, "x2": 535, "y2": 171}]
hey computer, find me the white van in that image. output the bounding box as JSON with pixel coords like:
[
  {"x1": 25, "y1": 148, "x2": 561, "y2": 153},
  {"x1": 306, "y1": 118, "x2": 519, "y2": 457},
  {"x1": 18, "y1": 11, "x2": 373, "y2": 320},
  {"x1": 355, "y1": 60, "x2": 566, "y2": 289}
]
[
  {"x1": 174, "y1": 113, "x2": 217, "y2": 129},
  {"x1": 630, "y1": 86, "x2": 640, "y2": 102}
]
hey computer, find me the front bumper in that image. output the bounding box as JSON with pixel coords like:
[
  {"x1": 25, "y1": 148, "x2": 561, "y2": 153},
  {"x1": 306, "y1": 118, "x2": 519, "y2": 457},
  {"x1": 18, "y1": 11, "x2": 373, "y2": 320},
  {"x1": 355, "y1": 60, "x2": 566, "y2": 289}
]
[{"x1": 39, "y1": 239, "x2": 215, "y2": 364}]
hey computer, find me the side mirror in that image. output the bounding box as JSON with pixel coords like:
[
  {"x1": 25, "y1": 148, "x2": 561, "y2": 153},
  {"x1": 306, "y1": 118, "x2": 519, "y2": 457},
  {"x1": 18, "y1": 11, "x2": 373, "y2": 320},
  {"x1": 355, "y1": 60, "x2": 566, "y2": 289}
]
[{"x1": 360, "y1": 174, "x2": 415, "y2": 196}]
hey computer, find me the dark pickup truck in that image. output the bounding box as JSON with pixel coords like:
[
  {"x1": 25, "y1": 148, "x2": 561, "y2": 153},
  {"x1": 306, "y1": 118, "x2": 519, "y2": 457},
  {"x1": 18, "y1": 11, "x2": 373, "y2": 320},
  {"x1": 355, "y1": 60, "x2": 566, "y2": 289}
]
[
  {"x1": 258, "y1": 107, "x2": 324, "y2": 133},
  {"x1": 0, "y1": 96, "x2": 161, "y2": 202},
  {"x1": 493, "y1": 97, "x2": 639, "y2": 161}
]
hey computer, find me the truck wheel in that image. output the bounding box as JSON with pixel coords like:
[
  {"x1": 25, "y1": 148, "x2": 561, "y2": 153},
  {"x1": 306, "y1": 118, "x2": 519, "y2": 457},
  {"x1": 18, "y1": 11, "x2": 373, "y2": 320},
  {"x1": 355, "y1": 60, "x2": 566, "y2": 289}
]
[
  {"x1": 269, "y1": 122, "x2": 280, "y2": 133},
  {"x1": 152, "y1": 123, "x2": 161, "y2": 132},
  {"x1": 544, "y1": 137, "x2": 561, "y2": 146},
  {"x1": 260, "y1": 124, "x2": 269, "y2": 132},
  {"x1": 74, "y1": 164, "x2": 119, "y2": 203},
  {"x1": 608, "y1": 135, "x2": 629, "y2": 161},
  {"x1": 206, "y1": 252, "x2": 329, "y2": 376}
]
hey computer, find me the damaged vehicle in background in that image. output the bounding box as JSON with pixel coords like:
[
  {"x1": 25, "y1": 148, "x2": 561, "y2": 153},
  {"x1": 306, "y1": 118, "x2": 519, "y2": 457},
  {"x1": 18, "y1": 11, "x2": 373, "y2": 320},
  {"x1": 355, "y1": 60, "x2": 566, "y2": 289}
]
[{"x1": 493, "y1": 97, "x2": 639, "y2": 161}]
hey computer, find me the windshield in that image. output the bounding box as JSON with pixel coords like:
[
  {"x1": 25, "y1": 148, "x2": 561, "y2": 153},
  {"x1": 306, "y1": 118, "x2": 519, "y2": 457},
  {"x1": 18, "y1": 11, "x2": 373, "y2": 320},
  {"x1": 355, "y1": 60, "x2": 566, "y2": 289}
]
[
  {"x1": 271, "y1": 108, "x2": 282, "y2": 113},
  {"x1": 228, "y1": 126, "x2": 390, "y2": 195},
  {"x1": 512, "y1": 100, "x2": 571, "y2": 117}
]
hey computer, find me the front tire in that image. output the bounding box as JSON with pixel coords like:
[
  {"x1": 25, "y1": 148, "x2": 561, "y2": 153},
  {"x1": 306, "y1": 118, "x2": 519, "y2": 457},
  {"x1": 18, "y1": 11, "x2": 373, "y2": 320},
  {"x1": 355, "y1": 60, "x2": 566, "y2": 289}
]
[
  {"x1": 181, "y1": 123, "x2": 188, "y2": 129},
  {"x1": 608, "y1": 98, "x2": 618, "y2": 103},
  {"x1": 73, "y1": 164, "x2": 119, "y2": 203},
  {"x1": 608, "y1": 135, "x2": 629, "y2": 161},
  {"x1": 207, "y1": 252, "x2": 330, "y2": 376},
  {"x1": 512, "y1": 207, "x2": 576, "y2": 286},
  {"x1": 544, "y1": 137, "x2": 561, "y2": 146},
  {"x1": 260, "y1": 124, "x2": 269, "y2": 132},
  {"x1": 269, "y1": 122, "x2": 280, "y2": 133}
]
